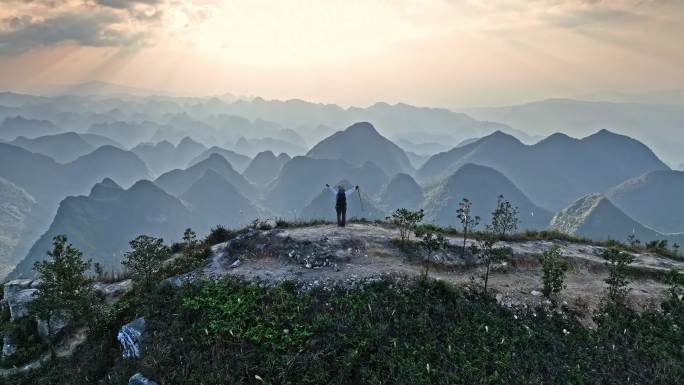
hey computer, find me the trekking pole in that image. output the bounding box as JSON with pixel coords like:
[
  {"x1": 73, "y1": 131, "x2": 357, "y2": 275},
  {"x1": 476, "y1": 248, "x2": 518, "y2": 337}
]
[{"x1": 357, "y1": 187, "x2": 365, "y2": 212}]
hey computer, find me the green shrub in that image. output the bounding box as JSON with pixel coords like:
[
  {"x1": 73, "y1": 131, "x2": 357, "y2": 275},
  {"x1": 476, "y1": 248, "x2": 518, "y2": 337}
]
[
  {"x1": 386, "y1": 208, "x2": 424, "y2": 242},
  {"x1": 4, "y1": 276, "x2": 684, "y2": 385},
  {"x1": 540, "y1": 245, "x2": 570, "y2": 299},
  {"x1": 602, "y1": 247, "x2": 635, "y2": 304},
  {"x1": 204, "y1": 225, "x2": 233, "y2": 246},
  {"x1": 0, "y1": 317, "x2": 44, "y2": 368}
]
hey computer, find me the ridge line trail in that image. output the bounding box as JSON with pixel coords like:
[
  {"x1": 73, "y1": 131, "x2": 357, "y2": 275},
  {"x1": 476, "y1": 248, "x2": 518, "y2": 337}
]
[{"x1": 204, "y1": 223, "x2": 683, "y2": 313}]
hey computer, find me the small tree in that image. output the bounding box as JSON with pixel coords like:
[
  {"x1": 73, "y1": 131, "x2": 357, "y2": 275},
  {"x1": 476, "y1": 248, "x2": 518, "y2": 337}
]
[
  {"x1": 474, "y1": 232, "x2": 512, "y2": 296},
  {"x1": 122, "y1": 235, "x2": 170, "y2": 290},
  {"x1": 457, "y1": 198, "x2": 480, "y2": 258},
  {"x1": 419, "y1": 231, "x2": 448, "y2": 276},
  {"x1": 627, "y1": 234, "x2": 641, "y2": 248},
  {"x1": 387, "y1": 208, "x2": 424, "y2": 242},
  {"x1": 540, "y1": 245, "x2": 569, "y2": 300},
  {"x1": 673, "y1": 243, "x2": 680, "y2": 257},
  {"x1": 183, "y1": 228, "x2": 200, "y2": 249},
  {"x1": 602, "y1": 247, "x2": 635, "y2": 304},
  {"x1": 31, "y1": 235, "x2": 94, "y2": 339},
  {"x1": 490, "y1": 195, "x2": 520, "y2": 238}
]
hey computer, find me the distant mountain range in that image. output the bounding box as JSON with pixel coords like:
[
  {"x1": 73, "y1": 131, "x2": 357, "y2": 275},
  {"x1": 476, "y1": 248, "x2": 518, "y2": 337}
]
[
  {"x1": 422, "y1": 164, "x2": 551, "y2": 230},
  {"x1": 464, "y1": 98, "x2": 684, "y2": 167},
  {"x1": 2, "y1": 86, "x2": 684, "y2": 278},
  {"x1": 8, "y1": 179, "x2": 192, "y2": 278},
  {"x1": 9, "y1": 169, "x2": 265, "y2": 279},
  {"x1": 132, "y1": 137, "x2": 207, "y2": 176},
  {"x1": 0, "y1": 116, "x2": 61, "y2": 140},
  {"x1": 418, "y1": 130, "x2": 668, "y2": 211},
  {"x1": 10, "y1": 132, "x2": 96, "y2": 163},
  {"x1": 242, "y1": 151, "x2": 289, "y2": 185},
  {"x1": 155, "y1": 153, "x2": 256, "y2": 198},
  {"x1": 189, "y1": 146, "x2": 252, "y2": 173},
  {"x1": 0, "y1": 143, "x2": 150, "y2": 208}
]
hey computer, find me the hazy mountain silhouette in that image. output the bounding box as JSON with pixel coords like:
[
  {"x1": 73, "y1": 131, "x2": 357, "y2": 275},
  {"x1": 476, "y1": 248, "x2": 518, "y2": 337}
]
[
  {"x1": 223, "y1": 98, "x2": 516, "y2": 142},
  {"x1": 465, "y1": 98, "x2": 684, "y2": 166},
  {"x1": 265, "y1": 157, "x2": 388, "y2": 215},
  {"x1": 65, "y1": 145, "x2": 151, "y2": 188},
  {"x1": 180, "y1": 169, "x2": 262, "y2": 234},
  {"x1": 189, "y1": 146, "x2": 252, "y2": 173},
  {"x1": 606, "y1": 170, "x2": 684, "y2": 234},
  {"x1": 395, "y1": 139, "x2": 452, "y2": 156},
  {"x1": 418, "y1": 130, "x2": 668, "y2": 210},
  {"x1": 422, "y1": 164, "x2": 551, "y2": 230},
  {"x1": 9, "y1": 180, "x2": 191, "y2": 278},
  {"x1": 379, "y1": 173, "x2": 424, "y2": 211},
  {"x1": 242, "y1": 151, "x2": 285, "y2": 185},
  {"x1": 300, "y1": 180, "x2": 385, "y2": 221},
  {"x1": 10, "y1": 132, "x2": 96, "y2": 163},
  {"x1": 0, "y1": 116, "x2": 61, "y2": 139},
  {"x1": 307, "y1": 122, "x2": 414, "y2": 176},
  {"x1": 229, "y1": 136, "x2": 307, "y2": 158},
  {"x1": 132, "y1": 137, "x2": 207, "y2": 176},
  {"x1": 79, "y1": 133, "x2": 123, "y2": 148},
  {"x1": 0, "y1": 144, "x2": 150, "y2": 208},
  {"x1": 88, "y1": 121, "x2": 158, "y2": 147},
  {"x1": 155, "y1": 153, "x2": 256, "y2": 198},
  {"x1": 276, "y1": 152, "x2": 291, "y2": 165},
  {"x1": 404, "y1": 151, "x2": 430, "y2": 169},
  {"x1": 549, "y1": 194, "x2": 683, "y2": 243}
]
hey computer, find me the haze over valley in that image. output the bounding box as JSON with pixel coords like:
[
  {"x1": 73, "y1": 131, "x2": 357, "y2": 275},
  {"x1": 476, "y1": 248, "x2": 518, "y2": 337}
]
[{"x1": 1, "y1": 87, "x2": 683, "y2": 279}]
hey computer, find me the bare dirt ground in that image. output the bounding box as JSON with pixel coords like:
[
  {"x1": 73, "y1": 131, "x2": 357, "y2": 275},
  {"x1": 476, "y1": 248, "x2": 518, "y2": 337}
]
[{"x1": 202, "y1": 223, "x2": 684, "y2": 319}]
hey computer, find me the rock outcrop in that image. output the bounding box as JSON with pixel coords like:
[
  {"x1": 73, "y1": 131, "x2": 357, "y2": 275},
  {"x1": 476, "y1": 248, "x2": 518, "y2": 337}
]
[{"x1": 118, "y1": 317, "x2": 146, "y2": 359}]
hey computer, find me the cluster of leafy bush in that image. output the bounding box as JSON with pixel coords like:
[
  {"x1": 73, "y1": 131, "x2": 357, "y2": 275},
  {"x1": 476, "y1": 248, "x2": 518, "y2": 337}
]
[{"x1": 9, "y1": 273, "x2": 683, "y2": 384}]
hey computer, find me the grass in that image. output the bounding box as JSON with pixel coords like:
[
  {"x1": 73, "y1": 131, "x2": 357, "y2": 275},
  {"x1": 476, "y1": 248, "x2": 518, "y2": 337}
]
[{"x1": 4, "y1": 276, "x2": 682, "y2": 384}]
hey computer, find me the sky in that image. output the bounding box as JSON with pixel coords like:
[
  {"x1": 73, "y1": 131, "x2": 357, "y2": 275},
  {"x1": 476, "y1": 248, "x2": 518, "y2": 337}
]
[{"x1": 0, "y1": 0, "x2": 683, "y2": 107}]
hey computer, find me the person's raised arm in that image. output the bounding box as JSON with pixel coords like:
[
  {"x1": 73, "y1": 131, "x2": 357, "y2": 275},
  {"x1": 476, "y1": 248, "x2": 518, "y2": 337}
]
[
  {"x1": 346, "y1": 185, "x2": 359, "y2": 197},
  {"x1": 325, "y1": 184, "x2": 337, "y2": 195}
]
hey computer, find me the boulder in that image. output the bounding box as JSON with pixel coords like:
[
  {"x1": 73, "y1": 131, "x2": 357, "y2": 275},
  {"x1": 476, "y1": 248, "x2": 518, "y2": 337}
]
[
  {"x1": 117, "y1": 317, "x2": 145, "y2": 359},
  {"x1": 2, "y1": 335, "x2": 16, "y2": 357},
  {"x1": 94, "y1": 279, "x2": 133, "y2": 304},
  {"x1": 129, "y1": 373, "x2": 158, "y2": 385},
  {"x1": 37, "y1": 315, "x2": 68, "y2": 339},
  {"x1": 3, "y1": 279, "x2": 34, "y2": 299},
  {"x1": 7, "y1": 288, "x2": 37, "y2": 320}
]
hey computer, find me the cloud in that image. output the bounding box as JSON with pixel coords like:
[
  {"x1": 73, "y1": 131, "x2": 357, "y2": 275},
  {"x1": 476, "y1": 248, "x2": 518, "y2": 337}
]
[
  {"x1": 0, "y1": 11, "x2": 148, "y2": 55},
  {"x1": 0, "y1": 0, "x2": 215, "y2": 55},
  {"x1": 95, "y1": 0, "x2": 164, "y2": 10}
]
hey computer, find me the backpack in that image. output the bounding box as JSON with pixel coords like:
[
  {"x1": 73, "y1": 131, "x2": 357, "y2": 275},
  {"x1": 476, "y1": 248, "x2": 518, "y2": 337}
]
[{"x1": 336, "y1": 190, "x2": 347, "y2": 208}]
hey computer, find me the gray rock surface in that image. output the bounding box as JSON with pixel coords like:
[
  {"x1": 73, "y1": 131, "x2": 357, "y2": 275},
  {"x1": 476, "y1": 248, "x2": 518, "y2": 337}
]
[
  {"x1": 6, "y1": 288, "x2": 37, "y2": 320},
  {"x1": 129, "y1": 373, "x2": 158, "y2": 385},
  {"x1": 2, "y1": 335, "x2": 16, "y2": 357},
  {"x1": 94, "y1": 279, "x2": 133, "y2": 304},
  {"x1": 117, "y1": 317, "x2": 145, "y2": 359},
  {"x1": 37, "y1": 315, "x2": 67, "y2": 339}
]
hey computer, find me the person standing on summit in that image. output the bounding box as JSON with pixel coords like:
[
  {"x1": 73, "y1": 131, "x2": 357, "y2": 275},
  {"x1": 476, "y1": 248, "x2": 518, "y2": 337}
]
[{"x1": 326, "y1": 184, "x2": 359, "y2": 227}]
